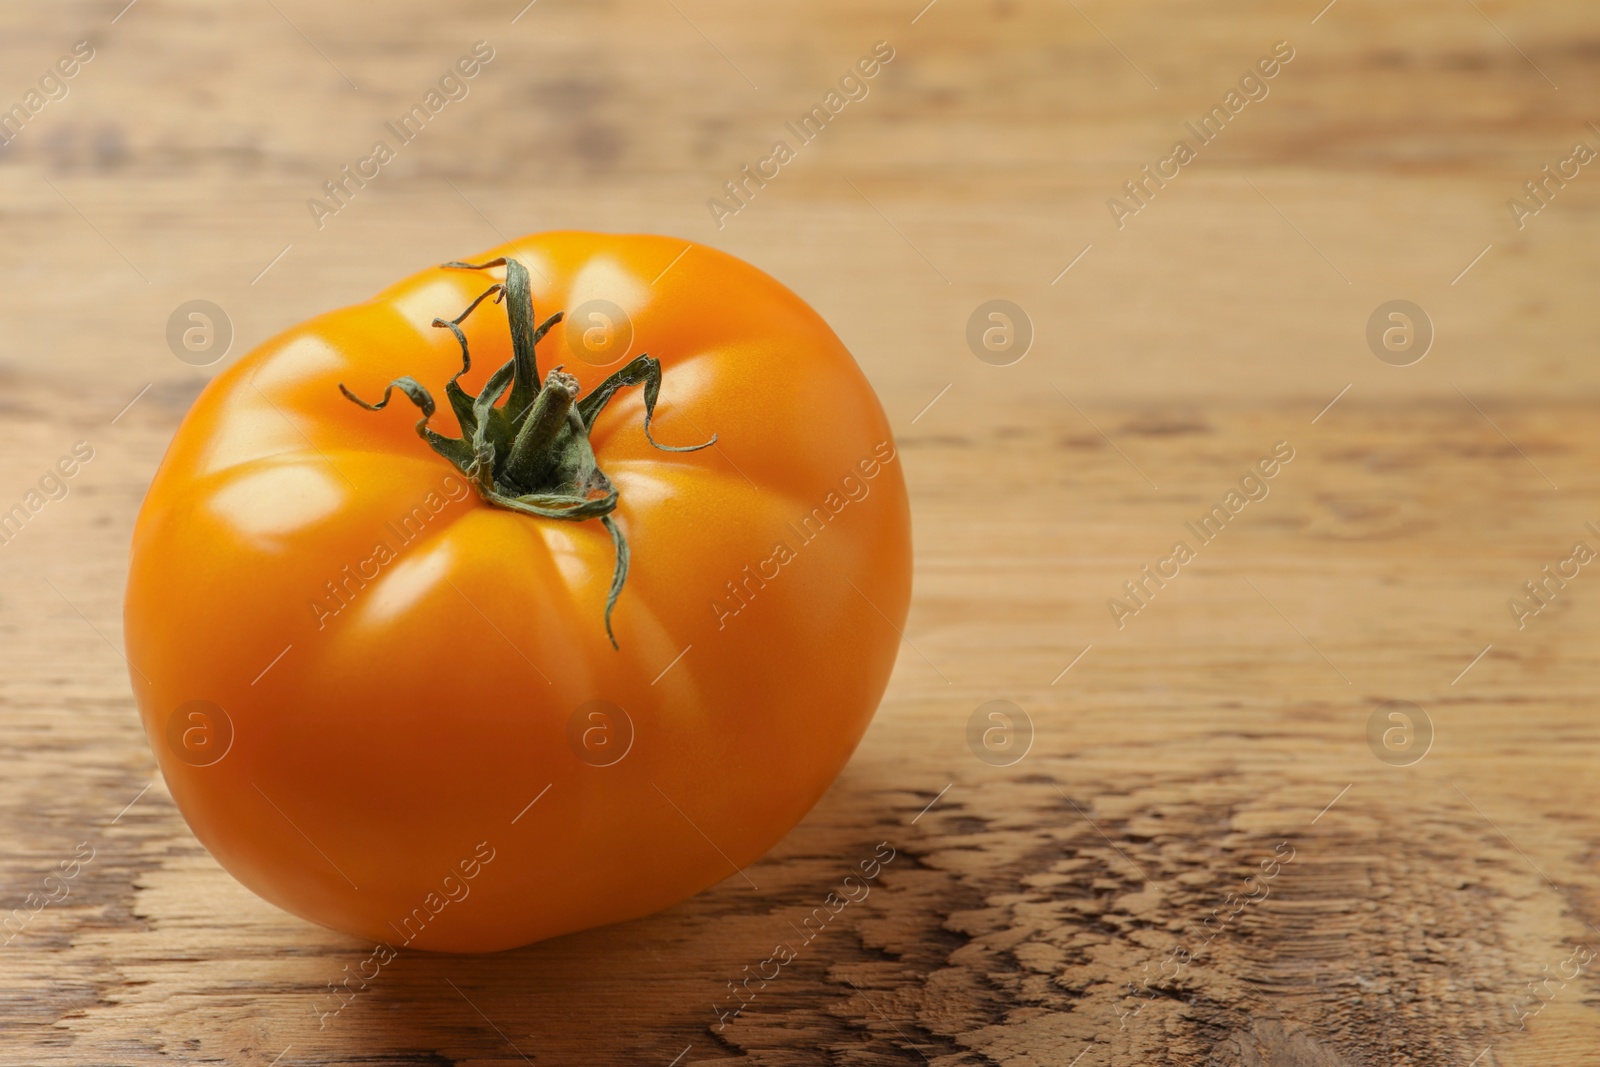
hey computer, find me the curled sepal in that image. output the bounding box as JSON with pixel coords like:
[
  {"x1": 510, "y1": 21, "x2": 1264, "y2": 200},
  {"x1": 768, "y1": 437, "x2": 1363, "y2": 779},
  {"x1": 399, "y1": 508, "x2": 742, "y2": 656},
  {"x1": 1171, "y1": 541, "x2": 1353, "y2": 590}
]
[
  {"x1": 443, "y1": 258, "x2": 510, "y2": 271},
  {"x1": 600, "y1": 515, "x2": 629, "y2": 650},
  {"x1": 486, "y1": 487, "x2": 619, "y2": 522},
  {"x1": 577, "y1": 354, "x2": 718, "y2": 453},
  {"x1": 337, "y1": 377, "x2": 474, "y2": 471},
  {"x1": 468, "y1": 360, "x2": 518, "y2": 478},
  {"x1": 444, "y1": 257, "x2": 547, "y2": 419},
  {"x1": 437, "y1": 282, "x2": 506, "y2": 327},
  {"x1": 339, "y1": 375, "x2": 433, "y2": 417},
  {"x1": 431, "y1": 319, "x2": 482, "y2": 438},
  {"x1": 502, "y1": 259, "x2": 541, "y2": 418},
  {"x1": 531, "y1": 310, "x2": 563, "y2": 350}
]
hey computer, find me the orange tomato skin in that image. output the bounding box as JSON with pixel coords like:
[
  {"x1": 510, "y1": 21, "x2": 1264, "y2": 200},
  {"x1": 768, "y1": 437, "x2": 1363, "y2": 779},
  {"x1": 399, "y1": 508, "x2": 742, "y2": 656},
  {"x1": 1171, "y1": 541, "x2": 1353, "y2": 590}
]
[{"x1": 125, "y1": 233, "x2": 910, "y2": 952}]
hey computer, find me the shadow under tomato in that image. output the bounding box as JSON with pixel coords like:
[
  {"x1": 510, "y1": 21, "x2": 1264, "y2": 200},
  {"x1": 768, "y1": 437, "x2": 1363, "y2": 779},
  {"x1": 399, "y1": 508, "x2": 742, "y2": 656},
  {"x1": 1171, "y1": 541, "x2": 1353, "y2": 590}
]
[{"x1": 292, "y1": 770, "x2": 919, "y2": 1066}]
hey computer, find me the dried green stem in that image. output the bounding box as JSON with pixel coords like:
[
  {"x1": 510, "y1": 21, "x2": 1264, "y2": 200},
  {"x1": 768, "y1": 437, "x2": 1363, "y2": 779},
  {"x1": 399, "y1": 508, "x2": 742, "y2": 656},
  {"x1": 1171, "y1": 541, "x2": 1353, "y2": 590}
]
[
  {"x1": 337, "y1": 258, "x2": 715, "y2": 648},
  {"x1": 505, "y1": 367, "x2": 580, "y2": 491}
]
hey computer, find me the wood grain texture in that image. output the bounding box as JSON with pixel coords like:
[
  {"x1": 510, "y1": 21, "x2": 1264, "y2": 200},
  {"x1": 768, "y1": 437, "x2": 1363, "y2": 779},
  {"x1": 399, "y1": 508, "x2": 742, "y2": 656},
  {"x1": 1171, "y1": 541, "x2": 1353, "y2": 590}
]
[{"x1": 3, "y1": 0, "x2": 1600, "y2": 1064}]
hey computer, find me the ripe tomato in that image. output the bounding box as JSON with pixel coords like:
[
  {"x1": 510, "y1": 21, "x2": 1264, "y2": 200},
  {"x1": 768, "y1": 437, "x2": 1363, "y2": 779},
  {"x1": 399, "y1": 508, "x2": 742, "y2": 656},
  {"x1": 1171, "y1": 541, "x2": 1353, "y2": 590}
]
[{"x1": 125, "y1": 233, "x2": 911, "y2": 952}]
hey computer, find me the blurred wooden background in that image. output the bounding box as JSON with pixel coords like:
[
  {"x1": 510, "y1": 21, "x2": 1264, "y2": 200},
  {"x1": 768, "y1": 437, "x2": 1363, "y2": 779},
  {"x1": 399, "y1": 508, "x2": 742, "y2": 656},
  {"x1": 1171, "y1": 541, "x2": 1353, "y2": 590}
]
[{"x1": 3, "y1": 0, "x2": 1600, "y2": 1064}]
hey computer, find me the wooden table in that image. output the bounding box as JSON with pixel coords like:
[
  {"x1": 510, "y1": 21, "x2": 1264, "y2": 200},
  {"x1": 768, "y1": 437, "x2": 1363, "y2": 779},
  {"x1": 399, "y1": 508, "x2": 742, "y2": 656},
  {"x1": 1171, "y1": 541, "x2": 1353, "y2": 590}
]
[{"x1": 3, "y1": 0, "x2": 1599, "y2": 1063}]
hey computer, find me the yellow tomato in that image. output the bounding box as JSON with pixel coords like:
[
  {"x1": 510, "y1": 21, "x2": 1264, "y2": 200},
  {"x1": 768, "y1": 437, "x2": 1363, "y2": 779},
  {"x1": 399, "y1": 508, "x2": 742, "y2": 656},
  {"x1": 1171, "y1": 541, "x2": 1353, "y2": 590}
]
[{"x1": 125, "y1": 232, "x2": 911, "y2": 951}]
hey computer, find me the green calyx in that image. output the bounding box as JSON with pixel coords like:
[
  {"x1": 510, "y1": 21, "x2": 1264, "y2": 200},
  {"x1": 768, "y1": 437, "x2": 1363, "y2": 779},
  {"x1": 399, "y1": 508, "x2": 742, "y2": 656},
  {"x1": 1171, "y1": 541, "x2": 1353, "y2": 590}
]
[{"x1": 339, "y1": 257, "x2": 716, "y2": 648}]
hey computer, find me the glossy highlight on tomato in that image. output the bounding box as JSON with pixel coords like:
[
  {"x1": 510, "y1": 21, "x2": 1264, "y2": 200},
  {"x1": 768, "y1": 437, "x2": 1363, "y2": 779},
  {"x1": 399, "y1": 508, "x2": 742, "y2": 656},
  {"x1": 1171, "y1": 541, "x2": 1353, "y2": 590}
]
[{"x1": 125, "y1": 232, "x2": 912, "y2": 952}]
